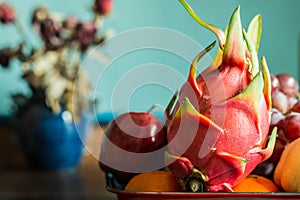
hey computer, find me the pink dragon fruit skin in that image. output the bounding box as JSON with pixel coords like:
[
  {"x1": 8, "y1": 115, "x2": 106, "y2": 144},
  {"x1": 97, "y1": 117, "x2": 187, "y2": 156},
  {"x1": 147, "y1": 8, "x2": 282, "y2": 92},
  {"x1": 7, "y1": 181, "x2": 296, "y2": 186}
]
[{"x1": 165, "y1": 0, "x2": 276, "y2": 192}]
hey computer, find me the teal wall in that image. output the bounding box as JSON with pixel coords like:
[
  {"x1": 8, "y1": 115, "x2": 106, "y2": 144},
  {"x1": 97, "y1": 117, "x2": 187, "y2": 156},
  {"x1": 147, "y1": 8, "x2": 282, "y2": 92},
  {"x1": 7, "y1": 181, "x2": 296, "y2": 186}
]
[{"x1": 0, "y1": 0, "x2": 299, "y2": 116}]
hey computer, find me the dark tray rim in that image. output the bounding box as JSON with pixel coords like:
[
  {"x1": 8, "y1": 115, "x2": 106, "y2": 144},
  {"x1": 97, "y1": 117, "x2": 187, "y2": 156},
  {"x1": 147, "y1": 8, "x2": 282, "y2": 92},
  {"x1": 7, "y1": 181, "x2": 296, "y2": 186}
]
[{"x1": 105, "y1": 173, "x2": 300, "y2": 198}]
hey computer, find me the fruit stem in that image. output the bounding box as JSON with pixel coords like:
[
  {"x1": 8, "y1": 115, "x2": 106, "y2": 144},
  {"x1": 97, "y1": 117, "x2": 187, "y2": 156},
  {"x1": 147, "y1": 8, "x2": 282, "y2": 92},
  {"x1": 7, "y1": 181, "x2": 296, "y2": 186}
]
[
  {"x1": 147, "y1": 104, "x2": 160, "y2": 113},
  {"x1": 182, "y1": 168, "x2": 208, "y2": 192},
  {"x1": 178, "y1": 0, "x2": 225, "y2": 49},
  {"x1": 188, "y1": 178, "x2": 203, "y2": 192}
]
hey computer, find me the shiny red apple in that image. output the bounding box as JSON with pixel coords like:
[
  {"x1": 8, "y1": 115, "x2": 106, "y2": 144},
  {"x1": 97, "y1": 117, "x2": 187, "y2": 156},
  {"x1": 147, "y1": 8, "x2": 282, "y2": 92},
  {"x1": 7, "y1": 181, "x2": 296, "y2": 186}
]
[{"x1": 99, "y1": 111, "x2": 168, "y2": 184}]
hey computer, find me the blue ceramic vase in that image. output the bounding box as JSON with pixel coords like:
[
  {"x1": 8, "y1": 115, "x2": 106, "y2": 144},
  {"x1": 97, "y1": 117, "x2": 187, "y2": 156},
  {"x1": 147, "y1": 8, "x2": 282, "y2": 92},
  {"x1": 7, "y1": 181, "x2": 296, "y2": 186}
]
[{"x1": 17, "y1": 104, "x2": 91, "y2": 170}]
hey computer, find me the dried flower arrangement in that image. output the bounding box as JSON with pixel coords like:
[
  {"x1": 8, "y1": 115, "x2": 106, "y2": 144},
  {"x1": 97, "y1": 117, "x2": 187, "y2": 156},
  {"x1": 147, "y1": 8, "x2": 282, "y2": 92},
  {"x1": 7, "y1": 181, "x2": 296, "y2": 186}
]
[{"x1": 0, "y1": 0, "x2": 113, "y2": 121}]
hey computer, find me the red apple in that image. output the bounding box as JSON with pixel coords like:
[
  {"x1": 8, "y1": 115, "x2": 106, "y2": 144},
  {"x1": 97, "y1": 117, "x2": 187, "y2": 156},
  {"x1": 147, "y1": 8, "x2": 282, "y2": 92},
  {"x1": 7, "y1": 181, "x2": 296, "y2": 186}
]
[{"x1": 99, "y1": 111, "x2": 168, "y2": 184}]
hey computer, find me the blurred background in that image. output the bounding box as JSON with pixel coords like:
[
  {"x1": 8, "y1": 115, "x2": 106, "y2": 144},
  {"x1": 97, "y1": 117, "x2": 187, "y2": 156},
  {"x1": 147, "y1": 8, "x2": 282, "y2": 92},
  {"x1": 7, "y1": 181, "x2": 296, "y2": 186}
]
[
  {"x1": 0, "y1": 1, "x2": 299, "y2": 199},
  {"x1": 0, "y1": 0, "x2": 299, "y2": 120}
]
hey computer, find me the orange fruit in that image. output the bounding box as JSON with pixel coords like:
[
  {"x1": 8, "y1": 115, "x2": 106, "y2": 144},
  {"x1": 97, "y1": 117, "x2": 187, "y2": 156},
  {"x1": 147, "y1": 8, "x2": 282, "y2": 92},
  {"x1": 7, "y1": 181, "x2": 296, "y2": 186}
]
[
  {"x1": 274, "y1": 137, "x2": 300, "y2": 192},
  {"x1": 125, "y1": 170, "x2": 182, "y2": 192},
  {"x1": 233, "y1": 174, "x2": 280, "y2": 192}
]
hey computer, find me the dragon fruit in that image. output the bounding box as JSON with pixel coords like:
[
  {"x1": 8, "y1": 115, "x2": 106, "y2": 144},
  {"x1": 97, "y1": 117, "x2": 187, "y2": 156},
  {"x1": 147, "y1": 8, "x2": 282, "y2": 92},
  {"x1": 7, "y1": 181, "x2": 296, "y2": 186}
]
[{"x1": 164, "y1": 0, "x2": 277, "y2": 192}]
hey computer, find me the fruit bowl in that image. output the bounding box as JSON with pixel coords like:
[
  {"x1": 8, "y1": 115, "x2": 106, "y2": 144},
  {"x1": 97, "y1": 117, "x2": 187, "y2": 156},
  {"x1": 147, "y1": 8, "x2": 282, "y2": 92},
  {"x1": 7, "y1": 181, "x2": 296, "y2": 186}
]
[
  {"x1": 100, "y1": 1, "x2": 300, "y2": 198},
  {"x1": 105, "y1": 173, "x2": 300, "y2": 200}
]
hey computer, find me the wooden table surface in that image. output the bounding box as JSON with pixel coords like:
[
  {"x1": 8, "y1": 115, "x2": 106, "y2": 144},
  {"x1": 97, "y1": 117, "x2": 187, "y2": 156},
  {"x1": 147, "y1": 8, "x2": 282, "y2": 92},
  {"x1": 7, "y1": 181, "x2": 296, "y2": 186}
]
[{"x1": 0, "y1": 123, "x2": 118, "y2": 200}]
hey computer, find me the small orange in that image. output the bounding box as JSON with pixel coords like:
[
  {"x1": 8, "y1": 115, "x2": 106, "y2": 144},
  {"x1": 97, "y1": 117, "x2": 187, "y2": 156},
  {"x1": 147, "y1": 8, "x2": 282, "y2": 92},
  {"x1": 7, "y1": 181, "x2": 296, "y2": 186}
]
[
  {"x1": 233, "y1": 174, "x2": 280, "y2": 192},
  {"x1": 125, "y1": 170, "x2": 182, "y2": 192}
]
